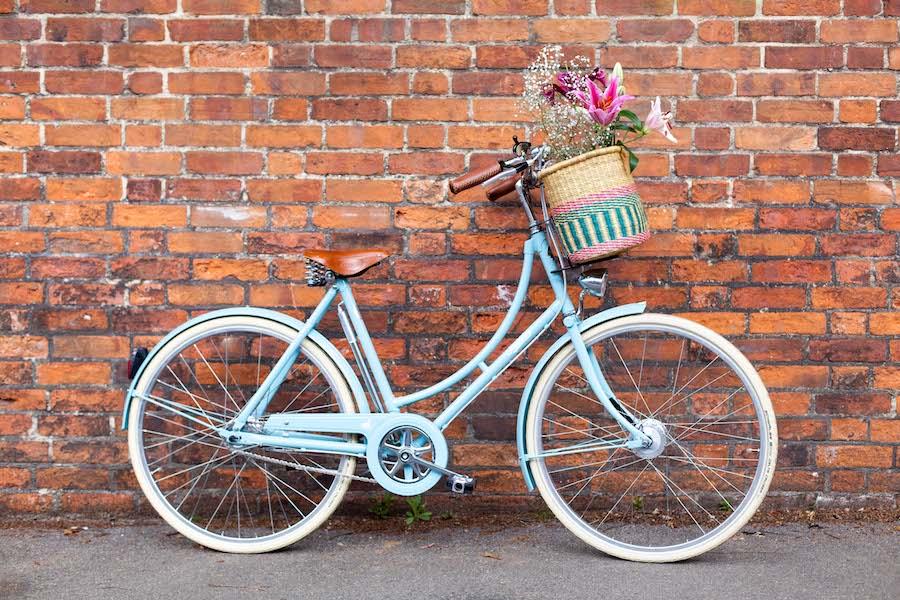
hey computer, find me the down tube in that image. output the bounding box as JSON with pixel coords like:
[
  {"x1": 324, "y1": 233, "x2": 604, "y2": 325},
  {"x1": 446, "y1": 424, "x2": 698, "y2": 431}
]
[{"x1": 433, "y1": 299, "x2": 562, "y2": 430}]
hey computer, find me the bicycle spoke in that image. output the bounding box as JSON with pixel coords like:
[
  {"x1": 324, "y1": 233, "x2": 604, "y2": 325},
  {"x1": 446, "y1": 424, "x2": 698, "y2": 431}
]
[
  {"x1": 533, "y1": 316, "x2": 774, "y2": 559},
  {"x1": 134, "y1": 324, "x2": 354, "y2": 546}
]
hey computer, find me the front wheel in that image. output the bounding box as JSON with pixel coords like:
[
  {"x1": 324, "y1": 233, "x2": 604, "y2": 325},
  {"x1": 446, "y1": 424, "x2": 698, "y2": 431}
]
[
  {"x1": 127, "y1": 315, "x2": 357, "y2": 553},
  {"x1": 525, "y1": 313, "x2": 777, "y2": 562}
]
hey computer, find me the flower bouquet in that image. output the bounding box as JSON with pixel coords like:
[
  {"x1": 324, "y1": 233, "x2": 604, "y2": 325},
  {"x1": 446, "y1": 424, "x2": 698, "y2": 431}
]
[{"x1": 521, "y1": 47, "x2": 677, "y2": 265}]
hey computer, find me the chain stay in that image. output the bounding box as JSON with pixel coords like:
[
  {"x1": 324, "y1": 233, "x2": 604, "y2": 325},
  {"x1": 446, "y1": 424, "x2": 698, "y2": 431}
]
[{"x1": 235, "y1": 449, "x2": 377, "y2": 484}]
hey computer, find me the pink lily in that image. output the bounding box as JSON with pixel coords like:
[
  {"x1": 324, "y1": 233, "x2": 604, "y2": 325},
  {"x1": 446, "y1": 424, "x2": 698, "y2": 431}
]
[
  {"x1": 644, "y1": 96, "x2": 677, "y2": 143},
  {"x1": 572, "y1": 76, "x2": 634, "y2": 126}
]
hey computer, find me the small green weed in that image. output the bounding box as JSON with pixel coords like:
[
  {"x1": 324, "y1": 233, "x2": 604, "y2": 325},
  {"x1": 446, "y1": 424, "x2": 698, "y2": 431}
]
[
  {"x1": 369, "y1": 493, "x2": 395, "y2": 520},
  {"x1": 718, "y1": 499, "x2": 734, "y2": 513},
  {"x1": 440, "y1": 510, "x2": 455, "y2": 520},
  {"x1": 533, "y1": 508, "x2": 553, "y2": 522},
  {"x1": 405, "y1": 495, "x2": 432, "y2": 525},
  {"x1": 632, "y1": 496, "x2": 643, "y2": 510}
]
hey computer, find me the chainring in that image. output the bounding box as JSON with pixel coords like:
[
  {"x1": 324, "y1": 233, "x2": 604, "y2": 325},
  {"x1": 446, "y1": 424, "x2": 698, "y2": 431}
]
[{"x1": 365, "y1": 416, "x2": 448, "y2": 496}]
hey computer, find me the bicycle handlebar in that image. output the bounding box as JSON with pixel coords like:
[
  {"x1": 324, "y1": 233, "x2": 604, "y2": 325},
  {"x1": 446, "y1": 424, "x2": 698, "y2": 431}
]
[
  {"x1": 484, "y1": 173, "x2": 519, "y2": 202},
  {"x1": 449, "y1": 159, "x2": 511, "y2": 194}
]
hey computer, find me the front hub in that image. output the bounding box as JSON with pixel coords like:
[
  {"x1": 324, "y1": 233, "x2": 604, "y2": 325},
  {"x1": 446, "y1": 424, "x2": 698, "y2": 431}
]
[{"x1": 631, "y1": 418, "x2": 668, "y2": 460}]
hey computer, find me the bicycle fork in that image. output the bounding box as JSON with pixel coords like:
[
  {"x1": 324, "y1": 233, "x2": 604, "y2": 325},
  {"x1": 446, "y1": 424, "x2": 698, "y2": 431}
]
[{"x1": 561, "y1": 311, "x2": 652, "y2": 453}]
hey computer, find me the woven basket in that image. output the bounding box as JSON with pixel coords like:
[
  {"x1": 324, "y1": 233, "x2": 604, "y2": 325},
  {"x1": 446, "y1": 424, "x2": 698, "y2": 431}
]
[{"x1": 538, "y1": 146, "x2": 650, "y2": 265}]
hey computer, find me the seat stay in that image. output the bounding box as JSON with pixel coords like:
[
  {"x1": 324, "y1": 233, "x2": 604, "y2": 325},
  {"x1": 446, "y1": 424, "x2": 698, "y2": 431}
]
[{"x1": 230, "y1": 285, "x2": 339, "y2": 431}]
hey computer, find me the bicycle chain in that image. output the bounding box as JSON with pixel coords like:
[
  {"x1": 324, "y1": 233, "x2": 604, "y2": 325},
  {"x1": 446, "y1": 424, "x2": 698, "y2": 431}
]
[{"x1": 234, "y1": 449, "x2": 377, "y2": 484}]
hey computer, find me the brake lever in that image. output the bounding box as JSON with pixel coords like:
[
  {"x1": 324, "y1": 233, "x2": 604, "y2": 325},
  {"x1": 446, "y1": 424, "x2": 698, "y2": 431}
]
[{"x1": 481, "y1": 166, "x2": 521, "y2": 189}]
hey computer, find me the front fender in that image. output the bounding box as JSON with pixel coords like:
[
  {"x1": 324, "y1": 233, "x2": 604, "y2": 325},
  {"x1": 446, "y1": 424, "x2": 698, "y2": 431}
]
[
  {"x1": 122, "y1": 307, "x2": 369, "y2": 429},
  {"x1": 516, "y1": 302, "x2": 646, "y2": 491}
]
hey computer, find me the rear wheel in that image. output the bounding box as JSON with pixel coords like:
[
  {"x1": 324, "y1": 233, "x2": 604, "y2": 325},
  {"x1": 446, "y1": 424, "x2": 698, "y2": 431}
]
[
  {"x1": 127, "y1": 315, "x2": 357, "y2": 553},
  {"x1": 525, "y1": 314, "x2": 777, "y2": 562}
]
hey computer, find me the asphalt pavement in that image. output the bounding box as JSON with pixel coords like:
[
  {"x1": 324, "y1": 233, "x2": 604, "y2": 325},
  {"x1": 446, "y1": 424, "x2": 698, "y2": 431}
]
[{"x1": 0, "y1": 520, "x2": 896, "y2": 600}]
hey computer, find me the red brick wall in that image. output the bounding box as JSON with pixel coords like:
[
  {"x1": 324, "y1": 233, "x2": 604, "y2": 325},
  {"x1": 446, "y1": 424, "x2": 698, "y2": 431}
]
[{"x1": 0, "y1": 0, "x2": 898, "y2": 516}]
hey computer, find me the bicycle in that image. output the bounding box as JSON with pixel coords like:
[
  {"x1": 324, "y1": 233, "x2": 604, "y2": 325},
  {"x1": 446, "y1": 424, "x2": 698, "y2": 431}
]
[{"x1": 124, "y1": 140, "x2": 777, "y2": 562}]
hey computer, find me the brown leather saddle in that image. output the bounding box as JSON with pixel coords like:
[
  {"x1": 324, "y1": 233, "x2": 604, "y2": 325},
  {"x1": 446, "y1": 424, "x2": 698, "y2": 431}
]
[{"x1": 303, "y1": 248, "x2": 389, "y2": 277}]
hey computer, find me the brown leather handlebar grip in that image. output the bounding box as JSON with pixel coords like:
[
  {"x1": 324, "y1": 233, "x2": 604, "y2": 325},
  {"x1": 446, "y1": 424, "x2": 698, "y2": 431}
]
[
  {"x1": 449, "y1": 160, "x2": 507, "y2": 194},
  {"x1": 484, "y1": 174, "x2": 519, "y2": 202}
]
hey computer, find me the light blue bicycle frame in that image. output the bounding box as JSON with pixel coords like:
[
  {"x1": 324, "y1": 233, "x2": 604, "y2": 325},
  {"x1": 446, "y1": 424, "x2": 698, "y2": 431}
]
[{"x1": 205, "y1": 224, "x2": 651, "y2": 463}]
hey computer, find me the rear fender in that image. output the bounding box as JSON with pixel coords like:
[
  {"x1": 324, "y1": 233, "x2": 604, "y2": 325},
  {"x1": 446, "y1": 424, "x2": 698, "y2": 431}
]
[{"x1": 122, "y1": 307, "x2": 368, "y2": 429}]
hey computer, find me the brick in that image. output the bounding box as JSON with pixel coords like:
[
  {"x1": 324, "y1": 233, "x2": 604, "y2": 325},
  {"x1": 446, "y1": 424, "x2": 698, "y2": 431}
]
[
  {"x1": 169, "y1": 72, "x2": 246, "y2": 95},
  {"x1": 0, "y1": 124, "x2": 39, "y2": 147},
  {"x1": 128, "y1": 17, "x2": 164, "y2": 41},
  {"x1": 595, "y1": 0, "x2": 672, "y2": 15},
  {"x1": 28, "y1": 151, "x2": 100, "y2": 174},
  {"x1": 168, "y1": 19, "x2": 244, "y2": 41},
  {"x1": 735, "y1": 127, "x2": 816, "y2": 151},
  {"x1": 111, "y1": 97, "x2": 184, "y2": 120},
  {"x1": 127, "y1": 72, "x2": 162, "y2": 95},
  {"x1": 326, "y1": 180, "x2": 403, "y2": 204},
  {"x1": 168, "y1": 231, "x2": 242, "y2": 254},
  {"x1": 820, "y1": 20, "x2": 898, "y2": 43},
  {"x1": 305, "y1": 0, "x2": 384, "y2": 13},
  {"x1": 190, "y1": 44, "x2": 269, "y2": 68},
  {"x1": 813, "y1": 181, "x2": 893, "y2": 205},
  {"x1": 763, "y1": 0, "x2": 839, "y2": 15},
  {"x1": 45, "y1": 70, "x2": 123, "y2": 94},
  {"x1": 106, "y1": 152, "x2": 181, "y2": 175},
  {"x1": 45, "y1": 124, "x2": 120, "y2": 147},
  {"x1": 394, "y1": 0, "x2": 464, "y2": 12},
  {"x1": 765, "y1": 46, "x2": 843, "y2": 70},
  {"x1": 331, "y1": 72, "x2": 408, "y2": 96},
  {"x1": 389, "y1": 152, "x2": 464, "y2": 175},
  {"x1": 473, "y1": 0, "x2": 548, "y2": 15},
  {"x1": 820, "y1": 127, "x2": 895, "y2": 151},
  {"x1": 108, "y1": 44, "x2": 183, "y2": 67},
  {"x1": 185, "y1": 151, "x2": 262, "y2": 175},
  {"x1": 820, "y1": 234, "x2": 895, "y2": 257},
  {"x1": 46, "y1": 178, "x2": 121, "y2": 201},
  {"x1": 682, "y1": 47, "x2": 759, "y2": 70},
  {"x1": 674, "y1": 155, "x2": 750, "y2": 177},
  {"x1": 677, "y1": 100, "x2": 752, "y2": 123},
  {"x1": 738, "y1": 233, "x2": 816, "y2": 256},
  {"x1": 100, "y1": 0, "x2": 176, "y2": 13},
  {"x1": 316, "y1": 45, "x2": 392, "y2": 69},
  {"x1": 697, "y1": 20, "x2": 733, "y2": 43},
  {"x1": 47, "y1": 17, "x2": 125, "y2": 42},
  {"x1": 847, "y1": 47, "x2": 885, "y2": 70},
  {"x1": 617, "y1": 19, "x2": 692, "y2": 42},
  {"x1": 757, "y1": 100, "x2": 834, "y2": 123},
  {"x1": 393, "y1": 98, "x2": 468, "y2": 121},
  {"x1": 250, "y1": 72, "x2": 326, "y2": 95},
  {"x1": 166, "y1": 124, "x2": 241, "y2": 147},
  {"x1": 397, "y1": 46, "x2": 472, "y2": 69},
  {"x1": 311, "y1": 98, "x2": 387, "y2": 121},
  {"x1": 248, "y1": 18, "x2": 325, "y2": 41},
  {"x1": 0, "y1": 18, "x2": 41, "y2": 40},
  {"x1": 534, "y1": 19, "x2": 610, "y2": 42},
  {"x1": 737, "y1": 73, "x2": 815, "y2": 97},
  {"x1": 191, "y1": 97, "x2": 267, "y2": 121},
  {"x1": 819, "y1": 73, "x2": 897, "y2": 97},
  {"x1": 755, "y1": 153, "x2": 832, "y2": 176},
  {"x1": 450, "y1": 19, "x2": 529, "y2": 42},
  {"x1": 183, "y1": 0, "x2": 259, "y2": 13},
  {"x1": 24, "y1": 0, "x2": 96, "y2": 11},
  {"x1": 311, "y1": 206, "x2": 390, "y2": 230},
  {"x1": 246, "y1": 179, "x2": 321, "y2": 203},
  {"x1": 326, "y1": 125, "x2": 401, "y2": 149},
  {"x1": 738, "y1": 20, "x2": 815, "y2": 43}
]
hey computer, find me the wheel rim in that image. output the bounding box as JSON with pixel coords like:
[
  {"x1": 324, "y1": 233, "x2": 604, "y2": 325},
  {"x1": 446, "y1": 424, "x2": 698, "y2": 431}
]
[
  {"x1": 532, "y1": 317, "x2": 774, "y2": 556},
  {"x1": 132, "y1": 320, "x2": 353, "y2": 545}
]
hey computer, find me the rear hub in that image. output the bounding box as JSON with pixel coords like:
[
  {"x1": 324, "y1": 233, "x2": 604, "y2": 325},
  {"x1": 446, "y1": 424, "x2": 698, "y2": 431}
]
[{"x1": 632, "y1": 418, "x2": 668, "y2": 460}]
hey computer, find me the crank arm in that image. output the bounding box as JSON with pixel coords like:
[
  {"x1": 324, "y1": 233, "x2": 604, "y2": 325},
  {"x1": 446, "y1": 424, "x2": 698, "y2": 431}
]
[{"x1": 405, "y1": 455, "x2": 461, "y2": 479}]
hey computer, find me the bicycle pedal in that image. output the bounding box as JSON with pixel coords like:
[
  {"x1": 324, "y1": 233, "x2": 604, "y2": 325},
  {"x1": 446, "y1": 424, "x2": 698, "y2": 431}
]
[{"x1": 446, "y1": 474, "x2": 476, "y2": 494}]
